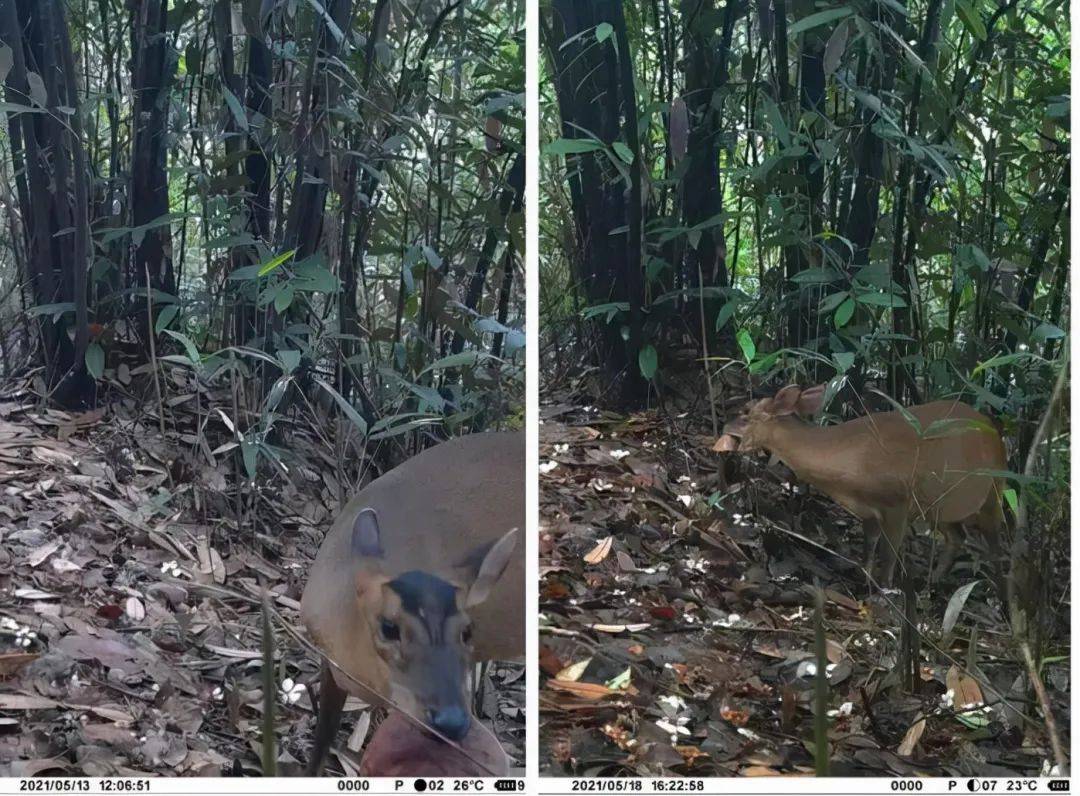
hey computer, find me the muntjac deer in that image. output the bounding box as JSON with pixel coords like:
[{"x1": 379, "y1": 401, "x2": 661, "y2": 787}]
[
  {"x1": 301, "y1": 432, "x2": 524, "y2": 775},
  {"x1": 722, "y1": 386, "x2": 1007, "y2": 585}
]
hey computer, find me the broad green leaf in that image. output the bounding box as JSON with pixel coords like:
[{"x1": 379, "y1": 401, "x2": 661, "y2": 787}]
[
  {"x1": 595, "y1": 22, "x2": 613, "y2": 42},
  {"x1": 163, "y1": 330, "x2": 202, "y2": 366},
  {"x1": 736, "y1": 328, "x2": 756, "y2": 363},
  {"x1": 788, "y1": 7, "x2": 853, "y2": 36},
  {"x1": 835, "y1": 298, "x2": 855, "y2": 328},
  {"x1": 638, "y1": 344, "x2": 658, "y2": 379},
  {"x1": 85, "y1": 343, "x2": 104, "y2": 379},
  {"x1": 278, "y1": 349, "x2": 302, "y2": 374},
  {"x1": 155, "y1": 304, "x2": 178, "y2": 334},
  {"x1": 715, "y1": 299, "x2": 738, "y2": 332},
  {"x1": 955, "y1": 0, "x2": 987, "y2": 40},
  {"x1": 545, "y1": 138, "x2": 605, "y2": 156},
  {"x1": 612, "y1": 141, "x2": 634, "y2": 164},
  {"x1": 314, "y1": 378, "x2": 368, "y2": 436}
]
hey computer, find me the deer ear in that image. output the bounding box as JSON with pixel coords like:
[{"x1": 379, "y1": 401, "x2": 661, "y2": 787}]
[
  {"x1": 796, "y1": 385, "x2": 826, "y2": 417},
  {"x1": 457, "y1": 528, "x2": 518, "y2": 608},
  {"x1": 771, "y1": 385, "x2": 802, "y2": 415},
  {"x1": 351, "y1": 508, "x2": 384, "y2": 559}
]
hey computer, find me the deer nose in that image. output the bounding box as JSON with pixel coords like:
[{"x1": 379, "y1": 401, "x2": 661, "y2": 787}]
[{"x1": 428, "y1": 706, "x2": 470, "y2": 741}]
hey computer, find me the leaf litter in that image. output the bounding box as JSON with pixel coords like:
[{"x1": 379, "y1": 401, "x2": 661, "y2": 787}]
[
  {"x1": 0, "y1": 382, "x2": 523, "y2": 776},
  {"x1": 538, "y1": 397, "x2": 1067, "y2": 777}
]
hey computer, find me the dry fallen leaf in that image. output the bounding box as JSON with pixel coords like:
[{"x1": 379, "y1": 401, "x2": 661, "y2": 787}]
[
  {"x1": 897, "y1": 716, "x2": 927, "y2": 757},
  {"x1": 555, "y1": 657, "x2": 592, "y2": 683},
  {"x1": 946, "y1": 665, "x2": 984, "y2": 708},
  {"x1": 583, "y1": 535, "x2": 613, "y2": 565},
  {"x1": 546, "y1": 680, "x2": 616, "y2": 700},
  {"x1": 713, "y1": 434, "x2": 740, "y2": 452}
]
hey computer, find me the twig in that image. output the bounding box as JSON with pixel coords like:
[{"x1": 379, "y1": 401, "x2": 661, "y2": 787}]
[
  {"x1": 145, "y1": 266, "x2": 166, "y2": 436},
  {"x1": 1019, "y1": 642, "x2": 1068, "y2": 775}
]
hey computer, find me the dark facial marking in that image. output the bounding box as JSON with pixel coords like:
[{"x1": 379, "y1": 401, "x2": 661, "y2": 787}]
[{"x1": 387, "y1": 570, "x2": 458, "y2": 644}]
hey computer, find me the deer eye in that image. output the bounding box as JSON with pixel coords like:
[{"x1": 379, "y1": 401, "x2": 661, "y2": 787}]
[{"x1": 379, "y1": 618, "x2": 400, "y2": 641}]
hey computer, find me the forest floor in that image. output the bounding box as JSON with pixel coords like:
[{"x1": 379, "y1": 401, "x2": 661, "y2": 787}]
[
  {"x1": 538, "y1": 386, "x2": 1069, "y2": 777},
  {"x1": 0, "y1": 380, "x2": 524, "y2": 777}
]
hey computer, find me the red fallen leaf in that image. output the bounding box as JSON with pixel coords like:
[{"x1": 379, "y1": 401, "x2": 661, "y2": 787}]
[
  {"x1": 675, "y1": 745, "x2": 709, "y2": 765},
  {"x1": 720, "y1": 705, "x2": 751, "y2": 726},
  {"x1": 539, "y1": 645, "x2": 564, "y2": 676},
  {"x1": 541, "y1": 579, "x2": 570, "y2": 600},
  {"x1": 667, "y1": 663, "x2": 689, "y2": 683},
  {"x1": 96, "y1": 603, "x2": 124, "y2": 620},
  {"x1": 650, "y1": 605, "x2": 677, "y2": 620}
]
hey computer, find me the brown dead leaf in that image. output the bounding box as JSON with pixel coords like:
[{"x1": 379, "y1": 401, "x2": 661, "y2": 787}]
[
  {"x1": 945, "y1": 665, "x2": 983, "y2": 708},
  {"x1": 896, "y1": 716, "x2": 926, "y2": 757},
  {"x1": 546, "y1": 679, "x2": 616, "y2": 700},
  {"x1": 713, "y1": 434, "x2": 740, "y2": 452},
  {"x1": 0, "y1": 652, "x2": 39, "y2": 678},
  {"x1": 555, "y1": 657, "x2": 592, "y2": 683},
  {"x1": 583, "y1": 535, "x2": 613, "y2": 565}
]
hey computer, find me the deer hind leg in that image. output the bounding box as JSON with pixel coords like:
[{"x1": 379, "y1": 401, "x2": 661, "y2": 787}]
[
  {"x1": 307, "y1": 659, "x2": 348, "y2": 776},
  {"x1": 875, "y1": 508, "x2": 910, "y2": 587},
  {"x1": 931, "y1": 522, "x2": 965, "y2": 583},
  {"x1": 974, "y1": 480, "x2": 1009, "y2": 597}
]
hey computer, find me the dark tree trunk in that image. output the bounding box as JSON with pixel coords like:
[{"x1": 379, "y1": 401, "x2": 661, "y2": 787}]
[
  {"x1": 547, "y1": 0, "x2": 647, "y2": 405},
  {"x1": 680, "y1": 0, "x2": 737, "y2": 342},
  {"x1": 130, "y1": 0, "x2": 176, "y2": 303}
]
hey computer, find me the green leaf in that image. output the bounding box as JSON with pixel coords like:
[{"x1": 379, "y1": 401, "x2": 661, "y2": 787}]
[
  {"x1": 818, "y1": 291, "x2": 849, "y2": 313},
  {"x1": 736, "y1": 328, "x2": 756, "y2": 363},
  {"x1": 278, "y1": 349, "x2": 302, "y2": 374},
  {"x1": 788, "y1": 7, "x2": 854, "y2": 36},
  {"x1": 762, "y1": 97, "x2": 790, "y2": 148},
  {"x1": 222, "y1": 86, "x2": 248, "y2": 131},
  {"x1": 26, "y1": 302, "x2": 76, "y2": 321},
  {"x1": 833, "y1": 351, "x2": 855, "y2": 373},
  {"x1": 258, "y1": 249, "x2": 297, "y2": 277},
  {"x1": 835, "y1": 297, "x2": 855, "y2": 328},
  {"x1": 612, "y1": 141, "x2": 634, "y2": 164},
  {"x1": 545, "y1": 137, "x2": 605, "y2": 156},
  {"x1": 715, "y1": 299, "x2": 738, "y2": 332},
  {"x1": 163, "y1": 330, "x2": 202, "y2": 366},
  {"x1": 1003, "y1": 489, "x2": 1018, "y2": 513},
  {"x1": 85, "y1": 343, "x2": 104, "y2": 380},
  {"x1": 274, "y1": 283, "x2": 295, "y2": 313},
  {"x1": 155, "y1": 304, "x2": 179, "y2": 334},
  {"x1": 955, "y1": 0, "x2": 987, "y2": 40},
  {"x1": 595, "y1": 22, "x2": 613, "y2": 42},
  {"x1": 855, "y1": 291, "x2": 907, "y2": 307},
  {"x1": 638, "y1": 344, "x2": 658, "y2": 379},
  {"x1": 314, "y1": 378, "x2": 368, "y2": 436}
]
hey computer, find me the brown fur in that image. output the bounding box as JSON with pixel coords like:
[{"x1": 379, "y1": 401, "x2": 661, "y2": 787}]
[{"x1": 724, "y1": 389, "x2": 1007, "y2": 585}]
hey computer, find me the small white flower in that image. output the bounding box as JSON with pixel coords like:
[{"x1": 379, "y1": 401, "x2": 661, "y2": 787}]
[
  {"x1": 539, "y1": 461, "x2": 558, "y2": 474},
  {"x1": 940, "y1": 689, "x2": 955, "y2": 709},
  {"x1": 279, "y1": 678, "x2": 307, "y2": 705},
  {"x1": 659, "y1": 695, "x2": 688, "y2": 712},
  {"x1": 591, "y1": 479, "x2": 613, "y2": 492},
  {"x1": 212, "y1": 687, "x2": 224, "y2": 702},
  {"x1": 554, "y1": 443, "x2": 569, "y2": 454},
  {"x1": 160, "y1": 560, "x2": 181, "y2": 577},
  {"x1": 0, "y1": 617, "x2": 17, "y2": 631},
  {"x1": 610, "y1": 449, "x2": 630, "y2": 460},
  {"x1": 677, "y1": 476, "x2": 691, "y2": 483},
  {"x1": 677, "y1": 495, "x2": 693, "y2": 507}
]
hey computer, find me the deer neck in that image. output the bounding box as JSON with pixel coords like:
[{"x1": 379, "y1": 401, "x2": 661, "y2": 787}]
[{"x1": 761, "y1": 416, "x2": 836, "y2": 484}]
